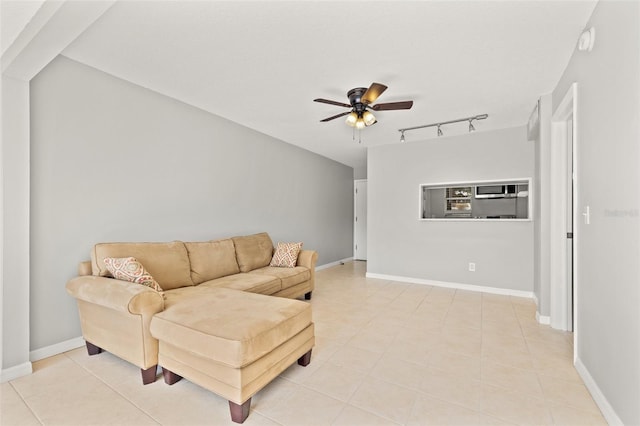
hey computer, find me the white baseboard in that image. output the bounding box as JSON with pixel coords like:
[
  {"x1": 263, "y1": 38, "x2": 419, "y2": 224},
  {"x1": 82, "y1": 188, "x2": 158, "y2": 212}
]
[
  {"x1": 29, "y1": 336, "x2": 85, "y2": 362},
  {"x1": 365, "y1": 272, "x2": 534, "y2": 299},
  {"x1": 0, "y1": 361, "x2": 32, "y2": 383},
  {"x1": 575, "y1": 357, "x2": 623, "y2": 425},
  {"x1": 316, "y1": 257, "x2": 354, "y2": 271},
  {"x1": 532, "y1": 293, "x2": 551, "y2": 325},
  {"x1": 533, "y1": 293, "x2": 551, "y2": 325},
  {"x1": 535, "y1": 310, "x2": 551, "y2": 325}
]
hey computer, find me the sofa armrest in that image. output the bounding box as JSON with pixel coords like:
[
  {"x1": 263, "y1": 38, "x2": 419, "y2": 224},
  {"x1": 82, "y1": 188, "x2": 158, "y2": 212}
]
[
  {"x1": 297, "y1": 250, "x2": 318, "y2": 269},
  {"x1": 66, "y1": 276, "x2": 164, "y2": 315}
]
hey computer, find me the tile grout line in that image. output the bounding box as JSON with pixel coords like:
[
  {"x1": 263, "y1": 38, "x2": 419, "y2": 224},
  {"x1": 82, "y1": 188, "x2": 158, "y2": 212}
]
[
  {"x1": 515, "y1": 296, "x2": 559, "y2": 425},
  {"x1": 62, "y1": 351, "x2": 162, "y2": 425},
  {"x1": 318, "y1": 281, "x2": 429, "y2": 425},
  {"x1": 8, "y1": 380, "x2": 45, "y2": 426},
  {"x1": 8, "y1": 262, "x2": 603, "y2": 426}
]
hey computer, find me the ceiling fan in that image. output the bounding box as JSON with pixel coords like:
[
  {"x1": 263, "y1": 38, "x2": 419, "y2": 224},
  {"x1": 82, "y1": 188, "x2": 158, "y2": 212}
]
[{"x1": 314, "y1": 82, "x2": 414, "y2": 129}]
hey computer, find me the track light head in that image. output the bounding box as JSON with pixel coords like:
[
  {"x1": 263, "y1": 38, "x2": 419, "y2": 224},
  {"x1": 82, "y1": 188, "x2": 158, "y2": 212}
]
[
  {"x1": 400, "y1": 131, "x2": 405, "y2": 143},
  {"x1": 437, "y1": 125, "x2": 443, "y2": 137},
  {"x1": 468, "y1": 120, "x2": 475, "y2": 132}
]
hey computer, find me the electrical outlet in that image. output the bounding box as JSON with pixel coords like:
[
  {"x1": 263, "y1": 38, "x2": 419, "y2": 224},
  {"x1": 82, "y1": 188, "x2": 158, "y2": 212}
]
[{"x1": 468, "y1": 262, "x2": 476, "y2": 272}]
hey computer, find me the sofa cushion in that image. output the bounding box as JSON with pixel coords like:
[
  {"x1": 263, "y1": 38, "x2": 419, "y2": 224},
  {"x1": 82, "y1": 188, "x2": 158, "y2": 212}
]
[
  {"x1": 185, "y1": 239, "x2": 240, "y2": 285},
  {"x1": 200, "y1": 273, "x2": 281, "y2": 295},
  {"x1": 150, "y1": 287, "x2": 312, "y2": 368},
  {"x1": 92, "y1": 241, "x2": 194, "y2": 291},
  {"x1": 249, "y1": 266, "x2": 311, "y2": 290},
  {"x1": 103, "y1": 257, "x2": 163, "y2": 292},
  {"x1": 232, "y1": 232, "x2": 274, "y2": 273},
  {"x1": 270, "y1": 242, "x2": 302, "y2": 268}
]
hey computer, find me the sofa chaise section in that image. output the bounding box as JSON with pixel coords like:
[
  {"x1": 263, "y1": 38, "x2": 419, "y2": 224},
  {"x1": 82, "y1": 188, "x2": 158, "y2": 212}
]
[{"x1": 150, "y1": 287, "x2": 315, "y2": 423}]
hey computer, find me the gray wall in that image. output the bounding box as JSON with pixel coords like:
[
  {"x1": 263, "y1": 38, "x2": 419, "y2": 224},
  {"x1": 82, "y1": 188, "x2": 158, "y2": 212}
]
[
  {"x1": 552, "y1": 1, "x2": 639, "y2": 424},
  {"x1": 533, "y1": 93, "x2": 552, "y2": 317},
  {"x1": 29, "y1": 56, "x2": 354, "y2": 351},
  {"x1": 353, "y1": 166, "x2": 367, "y2": 180},
  {"x1": 367, "y1": 126, "x2": 534, "y2": 292},
  {"x1": 2, "y1": 76, "x2": 31, "y2": 370}
]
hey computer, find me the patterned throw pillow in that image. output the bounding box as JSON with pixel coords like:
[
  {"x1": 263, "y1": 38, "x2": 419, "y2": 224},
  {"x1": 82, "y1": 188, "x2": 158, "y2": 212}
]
[
  {"x1": 269, "y1": 242, "x2": 303, "y2": 268},
  {"x1": 103, "y1": 257, "x2": 163, "y2": 292}
]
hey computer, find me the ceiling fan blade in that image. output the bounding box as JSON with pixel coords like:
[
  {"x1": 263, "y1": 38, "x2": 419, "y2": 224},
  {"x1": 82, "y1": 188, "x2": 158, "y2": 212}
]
[
  {"x1": 361, "y1": 83, "x2": 388, "y2": 104},
  {"x1": 320, "y1": 111, "x2": 351, "y2": 122},
  {"x1": 314, "y1": 98, "x2": 352, "y2": 108},
  {"x1": 371, "y1": 100, "x2": 414, "y2": 111}
]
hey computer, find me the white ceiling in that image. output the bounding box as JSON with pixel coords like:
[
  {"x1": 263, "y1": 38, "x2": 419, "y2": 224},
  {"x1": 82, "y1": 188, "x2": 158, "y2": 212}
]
[{"x1": 7, "y1": 1, "x2": 598, "y2": 171}]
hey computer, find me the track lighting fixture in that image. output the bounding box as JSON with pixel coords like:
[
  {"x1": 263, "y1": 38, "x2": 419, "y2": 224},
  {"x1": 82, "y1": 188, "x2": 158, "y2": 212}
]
[{"x1": 398, "y1": 114, "x2": 488, "y2": 141}]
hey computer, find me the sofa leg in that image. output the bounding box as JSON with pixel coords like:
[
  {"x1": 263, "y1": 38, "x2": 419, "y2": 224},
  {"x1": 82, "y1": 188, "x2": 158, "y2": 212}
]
[
  {"x1": 229, "y1": 399, "x2": 251, "y2": 423},
  {"x1": 85, "y1": 341, "x2": 102, "y2": 356},
  {"x1": 304, "y1": 291, "x2": 312, "y2": 300},
  {"x1": 162, "y1": 367, "x2": 182, "y2": 385},
  {"x1": 297, "y1": 350, "x2": 312, "y2": 367},
  {"x1": 140, "y1": 365, "x2": 158, "y2": 385}
]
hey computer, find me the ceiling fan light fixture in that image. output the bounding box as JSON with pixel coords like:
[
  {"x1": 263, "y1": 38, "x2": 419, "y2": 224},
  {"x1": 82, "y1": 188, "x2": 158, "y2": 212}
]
[
  {"x1": 345, "y1": 112, "x2": 358, "y2": 127},
  {"x1": 362, "y1": 110, "x2": 376, "y2": 126},
  {"x1": 314, "y1": 82, "x2": 414, "y2": 132}
]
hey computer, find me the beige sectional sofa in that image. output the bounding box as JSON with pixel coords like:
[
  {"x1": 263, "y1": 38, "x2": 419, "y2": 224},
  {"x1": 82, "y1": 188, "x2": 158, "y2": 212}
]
[{"x1": 66, "y1": 232, "x2": 317, "y2": 423}]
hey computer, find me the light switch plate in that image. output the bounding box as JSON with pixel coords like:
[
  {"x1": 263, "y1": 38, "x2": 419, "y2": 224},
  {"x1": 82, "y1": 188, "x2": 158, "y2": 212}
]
[{"x1": 583, "y1": 205, "x2": 590, "y2": 225}]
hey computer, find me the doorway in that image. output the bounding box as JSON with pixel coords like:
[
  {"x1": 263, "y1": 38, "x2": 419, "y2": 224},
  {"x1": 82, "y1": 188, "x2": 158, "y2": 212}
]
[
  {"x1": 354, "y1": 180, "x2": 367, "y2": 260},
  {"x1": 550, "y1": 83, "x2": 578, "y2": 351}
]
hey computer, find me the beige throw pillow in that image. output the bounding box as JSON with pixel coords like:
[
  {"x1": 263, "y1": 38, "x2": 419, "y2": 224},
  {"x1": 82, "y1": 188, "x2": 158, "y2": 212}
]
[
  {"x1": 103, "y1": 257, "x2": 163, "y2": 292},
  {"x1": 270, "y1": 242, "x2": 302, "y2": 268}
]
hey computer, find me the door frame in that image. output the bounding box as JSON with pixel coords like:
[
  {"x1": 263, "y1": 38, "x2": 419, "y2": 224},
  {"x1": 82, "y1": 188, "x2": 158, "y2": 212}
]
[
  {"x1": 353, "y1": 179, "x2": 367, "y2": 260},
  {"x1": 550, "y1": 83, "x2": 579, "y2": 357}
]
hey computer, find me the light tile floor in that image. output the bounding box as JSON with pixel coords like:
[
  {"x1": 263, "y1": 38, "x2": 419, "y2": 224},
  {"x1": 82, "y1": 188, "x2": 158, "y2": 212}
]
[{"x1": 1, "y1": 261, "x2": 607, "y2": 425}]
